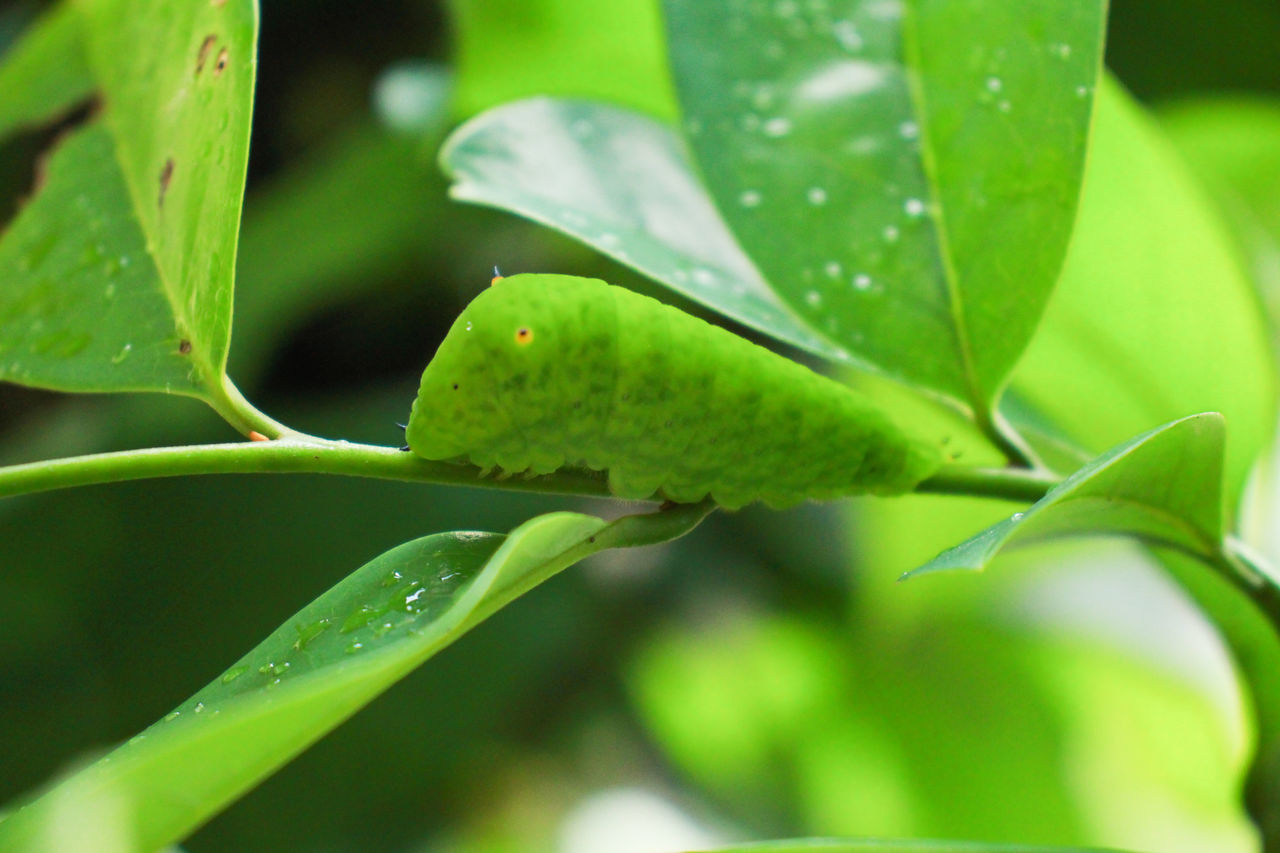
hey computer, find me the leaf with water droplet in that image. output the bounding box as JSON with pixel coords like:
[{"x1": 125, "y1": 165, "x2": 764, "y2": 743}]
[
  {"x1": 440, "y1": 98, "x2": 848, "y2": 363},
  {"x1": 440, "y1": 0, "x2": 1106, "y2": 428},
  {"x1": 0, "y1": 504, "x2": 711, "y2": 852}
]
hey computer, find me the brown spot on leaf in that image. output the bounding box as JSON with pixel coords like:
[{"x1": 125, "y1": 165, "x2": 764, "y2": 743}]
[
  {"x1": 211, "y1": 0, "x2": 227, "y2": 6},
  {"x1": 178, "y1": 339, "x2": 192, "y2": 354},
  {"x1": 158, "y1": 158, "x2": 175, "y2": 208},
  {"x1": 214, "y1": 47, "x2": 229, "y2": 75},
  {"x1": 196, "y1": 35, "x2": 217, "y2": 73},
  {"x1": 248, "y1": 431, "x2": 268, "y2": 442}
]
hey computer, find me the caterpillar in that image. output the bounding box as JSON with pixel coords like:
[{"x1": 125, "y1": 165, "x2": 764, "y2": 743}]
[{"x1": 406, "y1": 273, "x2": 940, "y2": 509}]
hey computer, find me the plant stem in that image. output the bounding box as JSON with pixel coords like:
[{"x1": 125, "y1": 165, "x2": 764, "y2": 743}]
[
  {"x1": 0, "y1": 439, "x2": 615, "y2": 501},
  {"x1": 0, "y1": 442, "x2": 1062, "y2": 507},
  {"x1": 915, "y1": 464, "x2": 1058, "y2": 504},
  {"x1": 978, "y1": 407, "x2": 1044, "y2": 471},
  {"x1": 204, "y1": 375, "x2": 305, "y2": 440}
]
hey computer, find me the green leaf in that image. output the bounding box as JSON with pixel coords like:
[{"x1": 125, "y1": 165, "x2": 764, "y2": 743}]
[
  {"x1": 686, "y1": 839, "x2": 1135, "y2": 852},
  {"x1": 0, "y1": 0, "x2": 257, "y2": 413},
  {"x1": 661, "y1": 0, "x2": 1105, "y2": 410},
  {"x1": 78, "y1": 0, "x2": 256, "y2": 384},
  {"x1": 1160, "y1": 96, "x2": 1280, "y2": 328},
  {"x1": 447, "y1": 0, "x2": 676, "y2": 121},
  {"x1": 1009, "y1": 79, "x2": 1277, "y2": 505},
  {"x1": 0, "y1": 126, "x2": 202, "y2": 391},
  {"x1": 441, "y1": 1, "x2": 1105, "y2": 426},
  {"x1": 0, "y1": 503, "x2": 712, "y2": 851},
  {"x1": 441, "y1": 98, "x2": 850, "y2": 363},
  {"x1": 1155, "y1": 96, "x2": 1280, "y2": 845},
  {"x1": 0, "y1": 2, "x2": 93, "y2": 140},
  {"x1": 908, "y1": 414, "x2": 1227, "y2": 578}
]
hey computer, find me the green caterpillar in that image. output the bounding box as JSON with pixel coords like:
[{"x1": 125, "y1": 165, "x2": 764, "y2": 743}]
[{"x1": 406, "y1": 273, "x2": 940, "y2": 509}]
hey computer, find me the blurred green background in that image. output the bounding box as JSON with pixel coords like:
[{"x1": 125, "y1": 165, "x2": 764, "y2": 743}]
[{"x1": 0, "y1": 0, "x2": 1277, "y2": 851}]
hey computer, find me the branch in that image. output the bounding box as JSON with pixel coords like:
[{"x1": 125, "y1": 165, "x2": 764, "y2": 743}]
[{"x1": 0, "y1": 439, "x2": 616, "y2": 501}]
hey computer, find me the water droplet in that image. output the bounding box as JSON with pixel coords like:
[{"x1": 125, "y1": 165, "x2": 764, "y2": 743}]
[
  {"x1": 904, "y1": 198, "x2": 926, "y2": 217},
  {"x1": 997, "y1": 100, "x2": 1012, "y2": 113},
  {"x1": 985, "y1": 76, "x2": 1003, "y2": 93},
  {"x1": 293, "y1": 618, "x2": 332, "y2": 650},
  {"x1": 763, "y1": 117, "x2": 792, "y2": 137},
  {"x1": 598, "y1": 232, "x2": 621, "y2": 248},
  {"x1": 1075, "y1": 85, "x2": 1090, "y2": 98},
  {"x1": 257, "y1": 661, "x2": 290, "y2": 677},
  {"x1": 823, "y1": 261, "x2": 842, "y2": 277},
  {"x1": 898, "y1": 120, "x2": 919, "y2": 140},
  {"x1": 164, "y1": 710, "x2": 180, "y2": 722},
  {"x1": 807, "y1": 187, "x2": 827, "y2": 205},
  {"x1": 345, "y1": 642, "x2": 364, "y2": 655},
  {"x1": 853, "y1": 273, "x2": 872, "y2": 290},
  {"x1": 751, "y1": 87, "x2": 776, "y2": 110},
  {"x1": 221, "y1": 665, "x2": 249, "y2": 684},
  {"x1": 805, "y1": 290, "x2": 822, "y2": 306},
  {"x1": 193, "y1": 702, "x2": 206, "y2": 714},
  {"x1": 739, "y1": 189, "x2": 762, "y2": 208},
  {"x1": 1011, "y1": 511, "x2": 1025, "y2": 521},
  {"x1": 882, "y1": 224, "x2": 900, "y2": 242},
  {"x1": 111, "y1": 343, "x2": 132, "y2": 364},
  {"x1": 381, "y1": 570, "x2": 403, "y2": 588},
  {"x1": 1051, "y1": 43, "x2": 1071, "y2": 59},
  {"x1": 691, "y1": 268, "x2": 716, "y2": 286}
]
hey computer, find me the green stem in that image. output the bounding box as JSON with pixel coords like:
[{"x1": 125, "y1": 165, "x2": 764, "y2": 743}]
[
  {"x1": 979, "y1": 407, "x2": 1044, "y2": 471},
  {"x1": 0, "y1": 439, "x2": 615, "y2": 501},
  {"x1": 0, "y1": 441, "x2": 1064, "y2": 507},
  {"x1": 204, "y1": 375, "x2": 305, "y2": 440},
  {"x1": 915, "y1": 463, "x2": 1058, "y2": 504}
]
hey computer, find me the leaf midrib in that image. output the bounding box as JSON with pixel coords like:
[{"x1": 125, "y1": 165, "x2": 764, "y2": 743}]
[{"x1": 900, "y1": 6, "x2": 987, "y2": 419}]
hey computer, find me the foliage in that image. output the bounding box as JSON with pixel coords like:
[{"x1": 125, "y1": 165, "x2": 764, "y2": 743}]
[{"x1": 0, "y1": 0, "x2": 1277, "y2": 851}]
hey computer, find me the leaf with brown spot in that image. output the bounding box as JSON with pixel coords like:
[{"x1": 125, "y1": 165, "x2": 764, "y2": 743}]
[{"x1": 0, "y1": 0, "x2": 257, "y2": 402}]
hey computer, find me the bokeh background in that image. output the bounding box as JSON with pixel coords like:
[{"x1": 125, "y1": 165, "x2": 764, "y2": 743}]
[{"x1": 1, "y1": 0, "x2": 1278, "y2": 851}]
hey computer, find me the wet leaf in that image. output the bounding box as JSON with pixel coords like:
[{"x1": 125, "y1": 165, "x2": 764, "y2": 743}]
[{"x1": 0, "y1": 503, "x2": 712, "y2": 851}]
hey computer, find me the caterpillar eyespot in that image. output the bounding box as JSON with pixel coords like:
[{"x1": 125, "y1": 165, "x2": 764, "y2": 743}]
[{"x1": 406, "y1": 273, "x2": 940, "y2": 509}]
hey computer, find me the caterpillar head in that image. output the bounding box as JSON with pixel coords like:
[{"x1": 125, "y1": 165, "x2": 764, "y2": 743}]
[{"x1": 405, "y1": 274, "x2": 581, "y2": 463}]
